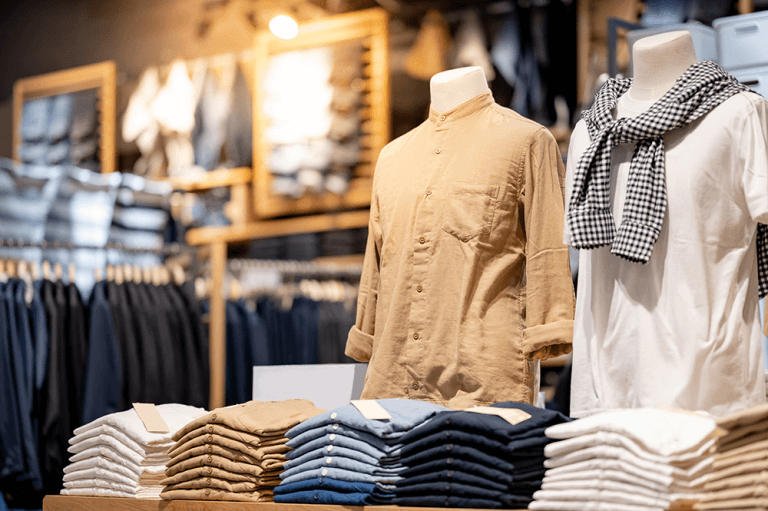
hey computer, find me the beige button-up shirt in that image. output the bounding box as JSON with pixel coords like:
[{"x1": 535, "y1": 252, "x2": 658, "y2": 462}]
[{"x1": 346, "y1": 92, "x2": 575, "y2": 409}]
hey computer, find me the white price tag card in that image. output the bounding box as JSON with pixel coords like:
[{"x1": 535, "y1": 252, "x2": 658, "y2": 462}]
[
  {"x1": 133, "y1": 403, "x2": 170, "y2": 433},
  {"x1": 467, "y1": 406, "x2": 531, "y2": 425},
  {"x1": 351, "y1": 400, "x2": 392, "y2": 420}
]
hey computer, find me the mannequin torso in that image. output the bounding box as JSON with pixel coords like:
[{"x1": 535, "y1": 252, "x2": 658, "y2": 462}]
[
  {"x1": 429, "y1": 66, "x2": 489, "y2": 113},
  {"x1": 616, "y1": 31, "x2": 698, "y2": 118}
]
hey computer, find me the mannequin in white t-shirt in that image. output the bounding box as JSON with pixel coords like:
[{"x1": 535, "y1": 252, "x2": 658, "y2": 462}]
[
  {"x1": 616, "y1": 30, "x2": 698, "y2": 118},
  {"x1": 429, "y1": 66, "x2": 489, "y2": 113},
  {"x1": 565, "y1": 30, "x2": 768, "y2": 417}
]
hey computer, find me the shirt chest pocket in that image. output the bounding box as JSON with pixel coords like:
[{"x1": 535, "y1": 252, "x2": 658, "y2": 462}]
[{"x1": 442, "y1": 182, "x2": 500, "y2": 242}]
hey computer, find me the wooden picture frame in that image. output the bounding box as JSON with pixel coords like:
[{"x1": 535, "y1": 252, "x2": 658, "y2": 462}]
[
  {"x1": 13, "y1": 60, "x2": 117, "y2": 174},
  {"x1": 252, "y1": 8, "x2": 389, "y2": 219}
]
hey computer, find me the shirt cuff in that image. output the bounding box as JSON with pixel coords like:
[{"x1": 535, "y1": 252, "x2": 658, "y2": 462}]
[
  {"x1": 345, "y1": 325, "x2": 373, "y2": 362},
  {"x1": 522, "y1": 319, "x2": 573, "y2": 359}
]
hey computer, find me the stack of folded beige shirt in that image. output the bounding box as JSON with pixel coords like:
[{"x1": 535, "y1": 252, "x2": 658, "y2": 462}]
[
  {"x1": 161, "y1": 399, "x2": 324, "y2": 502},
  {"x1": 695, "y1": 403, "x2": 768, "y2": 511}
]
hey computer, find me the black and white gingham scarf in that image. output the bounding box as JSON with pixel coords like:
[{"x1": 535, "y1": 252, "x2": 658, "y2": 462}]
[{"x1": 568, "y1": 60, "x2": 768, "y2": 297}]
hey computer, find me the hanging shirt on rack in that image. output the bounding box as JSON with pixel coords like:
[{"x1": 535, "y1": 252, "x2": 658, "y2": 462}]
[{"x1": 0, "y1": 281, "x2": 25, "y2": 481}]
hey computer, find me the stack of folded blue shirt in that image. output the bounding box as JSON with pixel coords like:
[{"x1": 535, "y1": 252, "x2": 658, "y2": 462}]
[
  {"x1": 274, "y1": 399, "x2": 449, "y2": 505},
  {"x1": 387, "y1": 402, "x2": 570, "y2": 509}
]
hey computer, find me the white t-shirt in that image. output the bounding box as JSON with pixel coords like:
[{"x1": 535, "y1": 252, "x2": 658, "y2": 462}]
[{"x1": 564, "y1": 91, "x2": 768, "y2": 417}]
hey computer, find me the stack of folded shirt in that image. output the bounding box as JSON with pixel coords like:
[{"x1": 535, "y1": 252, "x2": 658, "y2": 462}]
[
  {"x1": 531, "y1": 408, "x2": 720, "y2": 511},
  {"x1": 695, "y1": 402, "x2": 768, "y2": 511},
  {"x1": 274, "y1": 399, "x2": 449, "y2": 505},
  {"x1": 61, "y1": 404, "x2": 206, "y2": 498},
  {"x1": 389, "y1": 402, "x2": 568, "y2": 509},
  {"x1": 160, "y1": 399, "x2": 324, "y2": 502}
]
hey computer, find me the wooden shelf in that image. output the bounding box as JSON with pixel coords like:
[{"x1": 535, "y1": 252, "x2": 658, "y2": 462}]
[
  {"x1": 313, "y1": 254, "x2": 366, "y2": 266},
  {"x1": 168, "y1": 167, "x2": 252, "y2": 192},
  {"x1": 186, "y1": 209, "x2": 370, "y2": 246},
  {"x1": 43, "y1": 496, "x2": 525, "y2": 511}
]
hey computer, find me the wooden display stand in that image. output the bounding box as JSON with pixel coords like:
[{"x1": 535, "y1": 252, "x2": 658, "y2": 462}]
[
  {"x1": 252, "y1": 8, "x2": 389, "y2": 219},
  {"x1": 12, "y1": 61, "x2": 117, "y2": 174},
  {"x1": 43, "y1": 496, "x2": 526, "y2": 511}
]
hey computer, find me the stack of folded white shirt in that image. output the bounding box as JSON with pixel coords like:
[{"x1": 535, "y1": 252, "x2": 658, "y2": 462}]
[
  {"x1": 531, "y1": 408, "x2": 720, "y2": 511},
  {"x1": 61, "y1": 404, "x2": 205, "y2": 499},
  {"x1": 695, "y1": 403, "x2": 768, "y2": 510}
]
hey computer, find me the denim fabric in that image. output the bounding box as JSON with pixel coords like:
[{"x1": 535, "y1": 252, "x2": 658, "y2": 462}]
[
  {"x1": 70, "y1": 90, "x2": 97, "y2": 141},
  {"x1": 47, "y1": 94, "x2": 74, "y2": 142},
  {"x1": 46, "y1": 141, "x2": 71, "y2": 165},
  {"x1": 389, "y1": 495, "x2": 503, "y2": 508},
  {"x1": 291, "y1": 297, "x2": 318, "y2": 364},
  {"x1": 281, "y1": 455, "x2": 404, "y2": 480},
  {"x1": 401, "y1": 427, "x2": 550, "y2": 459},
  {"x1": 31, "y1": 280, "x2": 49, "y2": 392},
  {"x1": 287, "y1": 425, "x2": 402, "y2": 453},
  {"x1": 400, "y1": 402, "x2": 568, "y2": 444},
  {"x1": 286, "y1": 433, "x2": 399, "y2": 462},
  {"x1": 19, "y1": 143, "x2": 48, "y2": 165},
  {"x1": 274, "y1": 490, "x2": 372, "y2": 504},
  {"x1": 492, "y1": 13, "x2": 521, "y2": 88},
  {"x1": 284, "y1": 444, "x2": 380, "y2": 470},
  {"x1": 275, "y1": 477, "x2": 376, "y2": 494},
  {"x1": 81, "y1": 281, "x2": 122, "y2": 424},
  {"x1": 395, "y1": 469, "x2": 518, "y2": 493},
  {"x1": 21, "y1": 98, "x2": 51, "y2": 141},
  {"x1": 280, "y1": 466, "x2": 402, "y2": 486},
  {"x1": 401, "y1": 457, "x2": 545, "y2": 485},
  {"x1": 287, "y1": 399, "x2": 450, "y2": 440},
  {"x1": 0, "y1": 283, "x2": 24, "y2": 480},
  {"x1": 401, "y1": 443, "x2": 535, "y2": 475},
  {"x1": 396, "y1": 481, "x2": 535, "y2": 504}
]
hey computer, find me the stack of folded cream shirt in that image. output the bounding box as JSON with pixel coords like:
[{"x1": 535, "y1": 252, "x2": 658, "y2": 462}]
[
  {"x1": 695, "y1": 402, "x2": 768, "y2": 511},
  {"x1": 160, "y1": 399, "x2": 324, "y2": 502},
  {"x1": 61, "y1": 404, "x2": 206, "y2": 498},
  {"x1": 530, "y1": 408, "x2": 720, "y2": 511}
]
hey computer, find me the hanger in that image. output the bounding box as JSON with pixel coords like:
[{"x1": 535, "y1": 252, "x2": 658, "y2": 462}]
[
  {"x1": 104, "y1": 265, "x2": 114, "y2": 282},
  {"x1": 160, "y1": 266, "x2": 171, "y2": 286},
  {"x1": 152, "y1": 266, "x2": 162, "y2": 287},
  {"x1": 67, "y1": 263, "x2": 76, "y2": 284},
  {"x1": 7, "y1": 260, "x2": 17, "y2": 279},
  {"x1": 31, "y1": 261, "x2": 40, "y2": 281},
  {"x1": 142, "y1": 266, "x2": 152, "y2": 285},
  {"x1": 134, "y1": 265, "x2": 143, "y2": 284},
  {"x1": 95, "y1": 266, "x2": 104, "y2": 283},
  {"x1": 123, "y1": 264, "x2": 133, "y2": 283},
  {"x1": 42, "y1": 260, "x2": 52, "y2": 281},
  {"x1": 115, "y1": 265, "x2": 125, "y2": 285},
  {"x1": 54, "y1": 262, "x2": 63, "y2": 281}
]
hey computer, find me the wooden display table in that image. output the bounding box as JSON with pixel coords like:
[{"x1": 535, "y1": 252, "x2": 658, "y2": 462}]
[{"x1": 43, "y1": 495, "x2": 527, "y2": 511}]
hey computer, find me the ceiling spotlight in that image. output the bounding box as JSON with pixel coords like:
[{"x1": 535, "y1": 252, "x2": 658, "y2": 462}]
[{"x1": 269, "y1": 14, "x2": 299, "y2": 39}]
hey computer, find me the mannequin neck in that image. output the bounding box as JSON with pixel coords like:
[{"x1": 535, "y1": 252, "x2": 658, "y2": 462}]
[
  {"x1": 430, "y1": 66, "x2": 489, "y2": 113},
  {"x1": 618, "y1": 30, "x2": 698, "y2": 118}
]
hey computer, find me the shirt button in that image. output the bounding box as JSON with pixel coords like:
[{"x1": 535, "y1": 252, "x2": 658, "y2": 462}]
[
  {"x1": 446, "y1": 458, "x2": 454, "y2": 465},
  {"x1": 425, "y1": 189, "x2": 432, "y2": 196},
  {"x1": 416, "y1": 285, "x2": 423, "y2": 293},
  {"x1": 208, "y1": 426, "x2": 213, "y2": 433},
  {"x1": 326, "y1": 457, "x2": 333, "y2": 464},
  {"x1": 329, "y1": 434, "x2": 336, "y2": 441},
  {"x1": 207, "y1": 446, "x2": 213, "y2": 453},
  {"x1": 211, "y1": 414, "x2": 217, "y2": 420},
  {"x1": 445, "y1": 418, "x2": 452, "y2": 425},
  {"x1": 413, "y1": 332, "x2": 419, "y2": 340},
  {"x1": 205, "y1": 489, "x2": 211, "y2": 496},
  {"x1": 207, "y1": 456, "x2": 212, "y2": 463},
  {"x1": 445, "y1": 484, "x2": 451, "y2": 491},
  {"x1": 314, "y1": 494, "x2": 320, "y2": 501},
  {"x1": 322, "y1": 469, "x2": 328, "y2": 476},
  {"x1": 444, "y1": 498, "x2": 450, "y2": 506},
  {"x1": 327, "y1": 445, "x2": 334, "y2": 452},
  {"x1": 412, "y1": 383, "x2": 419, "y2": 390},
  {"x1": 445, "y1": 431, "x2": 451, "y2": 438},
  {"x1": 447, "y1": 471, "x2": 454, "y2": 478},
  {"x1": 419, "y1": 237, "x2": 426, "y2": 244},
  {"x1": 446, "y1": 444, "x2": 454, "y2": 451},
  {"x1": 435, "y1": 148, "x2": 442, "y2": 154},
  {"x1": 206, "y1": 478, "x2": 212, "y2": 485},
  {"x1": 207, "y1": 468, "x2": 212, "y2": 474},
  {"x1": 331, "y1": 412, "x2": 337, "y2": 419},
  {"x1": 207, "y1": 435, "x2": 213, "y2": 442},
  {"x1": 333, "y1": 423, "x2": 339, "y2": 430},
  {"x1": 440, "y1": 115, "x2": 446, "y2": 121}
]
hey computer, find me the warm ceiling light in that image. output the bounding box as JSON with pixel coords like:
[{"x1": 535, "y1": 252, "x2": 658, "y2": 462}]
[{"x1": 269, "y1": 14, "x2": 299, "y2": 39}]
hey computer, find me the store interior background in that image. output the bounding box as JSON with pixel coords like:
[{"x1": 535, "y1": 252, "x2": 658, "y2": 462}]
[{"x1": 2, "y1": 1, "x2": 768, "y2": 507}]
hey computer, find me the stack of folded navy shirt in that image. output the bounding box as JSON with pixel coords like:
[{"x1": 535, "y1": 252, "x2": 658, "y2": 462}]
[
  {"x1": 274, "y1": 399, "x2": 449, "y2": 505},
  {"x1": 388, "y1": 402, "x2": 570, "y2": 509}
]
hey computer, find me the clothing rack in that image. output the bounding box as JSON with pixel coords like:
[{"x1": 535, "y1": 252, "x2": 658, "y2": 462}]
[
  {"x1": 0, "y1": 238, "x2": 187, "y2": 256},
  {"x1": 228, "y1": 258, "x2": 363, "y2": 279}
]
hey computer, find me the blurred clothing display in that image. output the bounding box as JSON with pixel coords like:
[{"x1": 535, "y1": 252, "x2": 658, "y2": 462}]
[{"x1": 405, "y1": 10, "x2": 452, "y2": 81}]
